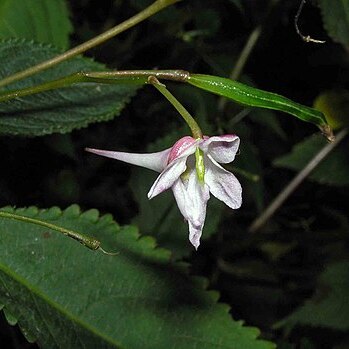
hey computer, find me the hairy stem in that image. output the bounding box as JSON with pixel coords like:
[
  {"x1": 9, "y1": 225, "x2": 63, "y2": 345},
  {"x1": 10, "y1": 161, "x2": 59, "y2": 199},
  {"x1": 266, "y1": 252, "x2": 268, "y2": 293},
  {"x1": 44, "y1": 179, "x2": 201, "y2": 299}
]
[
  {"x1": 0, "y1": 211, "x2": 100, "y2": 250},
  {"x1": 248, "y1": 128, "x2": 348, "y2": 233},
  {"x1": 0, "y1": 0, "x2": 180, "y2": 89},
  {"x1": 0, "y1": 70, "x2": 189, "y2": 103}
]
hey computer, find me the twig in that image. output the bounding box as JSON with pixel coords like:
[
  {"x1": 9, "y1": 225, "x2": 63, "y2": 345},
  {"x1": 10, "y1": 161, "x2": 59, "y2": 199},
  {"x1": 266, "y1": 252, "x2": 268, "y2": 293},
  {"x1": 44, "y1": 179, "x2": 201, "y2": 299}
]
[
  {"x1": 295, "y1": 0, "x2": 325, "y2": 44},
  {"x1": 248, "y1": 128, "x2": 348, "y2": 233}
]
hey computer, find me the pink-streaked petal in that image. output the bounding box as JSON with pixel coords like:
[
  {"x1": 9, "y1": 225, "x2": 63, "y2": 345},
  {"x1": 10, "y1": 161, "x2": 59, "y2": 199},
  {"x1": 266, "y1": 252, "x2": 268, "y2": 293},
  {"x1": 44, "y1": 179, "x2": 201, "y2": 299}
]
[
  {"x1": 172, "y1": 170, "x2": 210, "y2": 249},
  {"x1": 205, "y1": 155, "x2": 242, "y2": 209},
  {"x1": 167, "y1": 136, "x2": 197, "y2": 164},
  {"x1": 199, "y1": 134, "x2": 240, "y2": 164},
  {"x1": 85, "y1": 147, "x2": 171, "y2": 172},
  {"x1": 147, "y1": 157, "x2": 187, "y2": 199}
]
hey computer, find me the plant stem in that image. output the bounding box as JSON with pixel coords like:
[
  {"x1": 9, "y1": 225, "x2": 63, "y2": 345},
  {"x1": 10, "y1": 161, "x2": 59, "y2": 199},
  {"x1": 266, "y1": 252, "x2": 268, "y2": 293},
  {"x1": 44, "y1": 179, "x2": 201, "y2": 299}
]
[
  {"x1": 0, "y1": 70, "x2": 189, "y2": 103},
  {"x1": 0, "y1": 211, "x2": 100, "y2": 250},
  {"x1": 248, "y1": 128, "x2": 348, "y2": 233},
  {"x1": 148, "y1": 76, "x2": 203, "y2": 138},
  {"x1": 0, "y1": 0, "x2": 180, "y2": 89},
  {"x1": 295, "y1": 0, "x2": 325, "y2": 43}
]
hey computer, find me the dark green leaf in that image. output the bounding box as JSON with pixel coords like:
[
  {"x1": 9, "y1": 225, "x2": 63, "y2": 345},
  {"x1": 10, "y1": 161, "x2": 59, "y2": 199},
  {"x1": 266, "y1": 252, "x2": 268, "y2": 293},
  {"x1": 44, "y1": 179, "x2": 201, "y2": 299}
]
[
  {"x1": 319, "y1": 0, "x2": 349, "y2": 47},
  {"x1": 0, "y1": 0, "x2": 72, "y2": 49},
  {"x1": 273, "y1": 134, "x2": 349, "y2": 186},
  {"x1": 0, "y1": 205, "x2": 275, "y2": 349},
  {"x1": 0, "y1": 40, "x2": 138, "y2": 136},
  {"x1": 276, "y1": 262, "x2": 349, "y2": 331}
]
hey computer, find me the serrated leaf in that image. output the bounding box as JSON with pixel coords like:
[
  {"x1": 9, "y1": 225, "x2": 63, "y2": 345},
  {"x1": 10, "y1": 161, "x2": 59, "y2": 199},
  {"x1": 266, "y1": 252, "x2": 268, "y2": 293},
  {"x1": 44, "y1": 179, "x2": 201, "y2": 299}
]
[
  {"x1": 0, "y1": 40, "x2": 138, "y2": 136},
  {"x1": 273, "y1": 134, "x2": 349, "y2": 186},
  {"x1": 0, "y1": 205, "x2": 275, "y2": 349},
  {"x1": 319, "y1": 0, "x2": 349, "y2": 47},
  {"x1": 276, "y1": 262, "x2": 349, "y2": 331},
  {"x1": 0, "y1": 0, "x2": 72, "y2": 49}
]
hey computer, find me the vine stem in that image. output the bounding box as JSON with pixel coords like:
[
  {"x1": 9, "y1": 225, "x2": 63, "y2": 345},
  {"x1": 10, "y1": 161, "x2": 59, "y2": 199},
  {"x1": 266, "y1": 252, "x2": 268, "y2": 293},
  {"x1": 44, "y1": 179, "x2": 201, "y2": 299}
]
[
  {"x1": 0, "y1": 0, "x2": 180, "y2": 89},
  {"x1": 0, "y1": 70, "x2": 190, "y2": 103},
  {"x1": 295, "y1": 0, "x2": 326, "y2": 44},
  {"x1": 0, "y1": 210, "x2": 104, "y2": 252},
  {"x1": 248, "y1": 128, "x2": 348, "y2": 233}
]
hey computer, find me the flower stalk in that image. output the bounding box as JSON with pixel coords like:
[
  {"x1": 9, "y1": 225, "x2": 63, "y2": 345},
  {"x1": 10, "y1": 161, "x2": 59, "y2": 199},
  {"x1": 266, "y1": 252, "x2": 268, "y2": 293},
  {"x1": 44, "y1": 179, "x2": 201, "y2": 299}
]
[{"x1": 148, "y1": 76, "x2": 203, "y2": 139}]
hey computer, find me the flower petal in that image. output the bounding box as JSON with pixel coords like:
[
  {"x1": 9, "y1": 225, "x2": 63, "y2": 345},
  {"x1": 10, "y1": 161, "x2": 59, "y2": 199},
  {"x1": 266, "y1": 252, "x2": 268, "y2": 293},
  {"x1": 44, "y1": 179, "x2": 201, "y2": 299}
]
[
  {"x1": 199, "y1": 134, "x2": 240, "y2": 164},
  {"x1": 205, "y1": 155, "x2": 242, "y2": 209},
  {"x1": 172, "y1": 170, "x2": 210, "y2": 249},
  {"x1": 85, "y1": 147, "x2": 171, "y2": 172},
  {"x1": 147, "y1": 157, "x2": 187, "y2": 199},
  {"x1": 167, "y1": 136, "x2": 197, "y2": 164}
]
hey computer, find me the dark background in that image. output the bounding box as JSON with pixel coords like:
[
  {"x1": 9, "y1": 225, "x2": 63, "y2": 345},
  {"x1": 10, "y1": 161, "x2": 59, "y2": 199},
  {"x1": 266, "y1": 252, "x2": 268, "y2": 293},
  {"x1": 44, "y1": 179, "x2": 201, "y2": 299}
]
[{"x1": 1, "y1": 0, "x2": 348, "y2": 348}]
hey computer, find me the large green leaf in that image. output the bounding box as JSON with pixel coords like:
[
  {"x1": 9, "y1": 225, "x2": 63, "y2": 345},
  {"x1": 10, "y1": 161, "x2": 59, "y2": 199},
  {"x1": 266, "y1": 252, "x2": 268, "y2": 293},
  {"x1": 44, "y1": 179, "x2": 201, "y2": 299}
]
[
  {"x1": 273, "y1": 134, "x2": 349, "y2": 186},
  {"x1": 0, "y1": 0, "x2": 72, "y2": 49},
  {"x1": 319, "y1": 0, "x2": 349, "y2": 48},
  {"x1": 0, "y1": 205, "x2": 275, "y2": 349},
  {"x1": 0, "y1": 40, "x2": 138, "y2": 136},
  {"x1": 276, "y1": 262, "x2": 349, "y2": 331}
]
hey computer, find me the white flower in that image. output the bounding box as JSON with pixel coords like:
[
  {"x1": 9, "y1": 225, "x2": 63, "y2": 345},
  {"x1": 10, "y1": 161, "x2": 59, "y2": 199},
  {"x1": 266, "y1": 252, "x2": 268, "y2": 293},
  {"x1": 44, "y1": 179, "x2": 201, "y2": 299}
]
[{"x1": 86, "y1": 134, "x2": 242, "y2": 249}]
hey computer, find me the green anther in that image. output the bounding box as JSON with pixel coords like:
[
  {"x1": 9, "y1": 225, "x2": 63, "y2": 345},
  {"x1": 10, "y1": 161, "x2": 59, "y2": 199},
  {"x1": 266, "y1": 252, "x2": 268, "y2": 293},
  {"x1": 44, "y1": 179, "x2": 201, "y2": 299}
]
[{"x1": 195, "y1": 148, "x2": 205, "y2": 183}]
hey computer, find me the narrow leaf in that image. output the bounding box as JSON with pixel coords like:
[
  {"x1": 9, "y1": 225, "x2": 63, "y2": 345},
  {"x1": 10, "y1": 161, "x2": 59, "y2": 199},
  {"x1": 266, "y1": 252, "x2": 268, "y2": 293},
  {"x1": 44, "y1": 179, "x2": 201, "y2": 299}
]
[
  {"x1": 276, "y1": 262, "x2": 349, "y2": 331},
  {"x1": 187, "y1": 74, "x2": 330, "y2": 137},
  {"x1": 0, "y1": 40, "x2": 138, "y2": 136},
  {"x1": 0, "y1": 205, "x2": 275, "y2": 349},
  {"x1": 0, "y1": 0, "x2": 73, "y2": 49}
]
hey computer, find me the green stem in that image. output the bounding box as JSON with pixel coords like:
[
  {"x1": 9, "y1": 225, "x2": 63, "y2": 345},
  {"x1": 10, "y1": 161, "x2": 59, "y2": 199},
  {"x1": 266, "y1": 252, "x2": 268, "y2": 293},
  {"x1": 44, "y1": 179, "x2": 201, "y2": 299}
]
[
  {"x1": 0, "y1": 211, "x2": 100, "y2": 250},
  {"x1": 0, "y1": 0, "x2": 180, "y2": 89},
  {"x1": 0, "y1": 70, "x2": 189, "y2": 103},
  {"x1": 148, "y1": 76, "x2": 203, "y2": 138}
]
